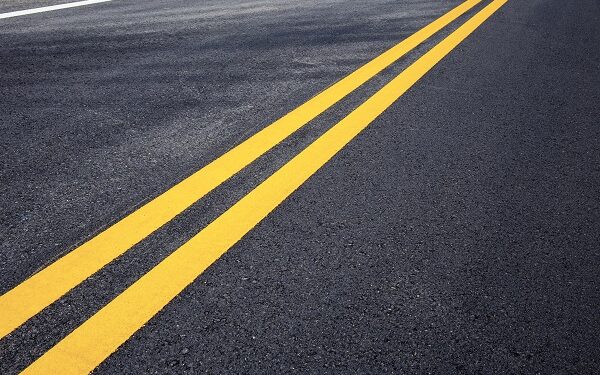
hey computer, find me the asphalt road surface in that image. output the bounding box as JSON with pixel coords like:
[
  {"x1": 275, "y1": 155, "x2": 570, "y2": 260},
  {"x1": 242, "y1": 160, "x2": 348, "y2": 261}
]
[{"x1": 1, "y1": 0, "x2": 599, "y2": 373}]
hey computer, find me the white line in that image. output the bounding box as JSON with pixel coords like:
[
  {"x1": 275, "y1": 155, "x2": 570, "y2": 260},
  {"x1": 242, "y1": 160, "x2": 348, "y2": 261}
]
[{"x1": 0, "y1": 0, "x2": 111, "y2": 20}]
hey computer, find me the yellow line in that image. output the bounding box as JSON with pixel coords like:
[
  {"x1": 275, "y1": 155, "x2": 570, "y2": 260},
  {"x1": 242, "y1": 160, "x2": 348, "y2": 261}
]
[
  {"x1": 0, "y1": 0, "x2": 481, "y2": 340},
  {"x1": 22, "y1": 1, "x2": 507, "y2": 373}
]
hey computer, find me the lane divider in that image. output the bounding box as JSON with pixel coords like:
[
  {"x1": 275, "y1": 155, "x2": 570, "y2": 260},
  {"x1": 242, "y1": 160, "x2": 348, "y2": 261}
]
[
  {"x1": 0, "y1": 0, "x2": 482, "y2": 339},
  {"x1": 0, "y1": 0, "x2": 111, "y2": 19},
  {"x1": 21, "y1": 1, "x2": 508, "y2": 373}
]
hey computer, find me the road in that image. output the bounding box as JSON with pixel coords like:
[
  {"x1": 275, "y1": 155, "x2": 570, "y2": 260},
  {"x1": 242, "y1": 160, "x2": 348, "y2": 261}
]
[{"x1": 1, "y1": 0, "x2": 599, "y2": 373}]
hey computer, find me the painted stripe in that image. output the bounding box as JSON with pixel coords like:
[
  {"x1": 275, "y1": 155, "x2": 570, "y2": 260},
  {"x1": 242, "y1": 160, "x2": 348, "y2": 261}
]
[
  {"x1": 0, "y1": 0, "x2": 111, "y2": 19},
  {"x1": 0, "y1": 0, "x2": 482, "y2": 339},
  {"x1": 22, "y1": 1, "x2": 508, "y2": 373}
]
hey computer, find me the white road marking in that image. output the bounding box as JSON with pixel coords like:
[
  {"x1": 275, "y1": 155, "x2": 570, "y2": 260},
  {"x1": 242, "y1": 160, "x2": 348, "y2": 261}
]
[{"x1": 0, "y1": 0, "x2": 111, "y2": 20}]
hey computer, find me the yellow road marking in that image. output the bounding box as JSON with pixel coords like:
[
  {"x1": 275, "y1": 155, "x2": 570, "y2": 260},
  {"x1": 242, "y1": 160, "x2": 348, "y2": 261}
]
[
  {"x1": 22, "y1": 1, "x2": 507, "y2": 373},
  {"x1": 0, "y1": 0, "x2": 482, "y2": 339}
]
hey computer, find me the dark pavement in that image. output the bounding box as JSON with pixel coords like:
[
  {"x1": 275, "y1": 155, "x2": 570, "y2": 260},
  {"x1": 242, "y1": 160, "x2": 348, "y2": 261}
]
[{"x1": 1, "y1": 0, "x2": 599, "y2": 373}]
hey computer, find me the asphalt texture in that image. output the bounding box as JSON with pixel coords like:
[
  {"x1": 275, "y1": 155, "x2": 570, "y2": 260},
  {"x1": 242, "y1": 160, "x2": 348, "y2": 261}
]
[{"x1": 1, "y1": 0, "x2": 599, "y2": 373}]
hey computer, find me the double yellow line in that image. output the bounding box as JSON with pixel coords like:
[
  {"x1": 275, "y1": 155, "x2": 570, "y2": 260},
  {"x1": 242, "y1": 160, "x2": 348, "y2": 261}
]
[{"x1": 1, "y1": 0, "x2": 506, "y2": 372}]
